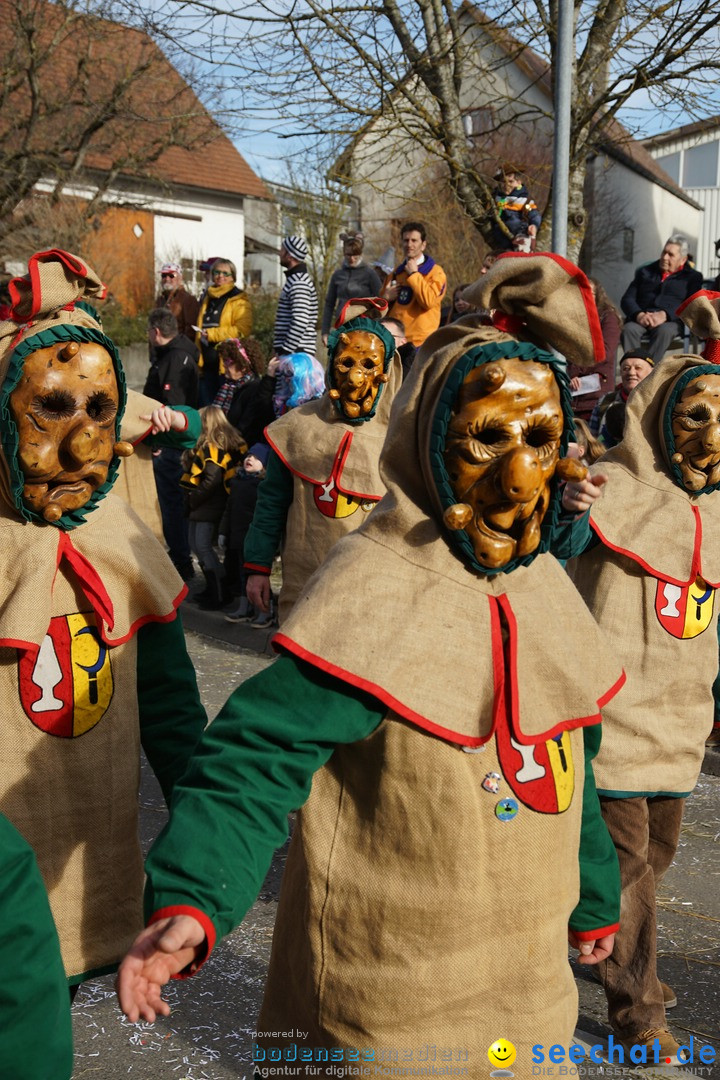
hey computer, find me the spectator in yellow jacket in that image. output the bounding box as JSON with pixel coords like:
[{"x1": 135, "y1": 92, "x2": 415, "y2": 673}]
[
  {"x1": 381, "y1": 221, "x2": 446, "y2": 346},
  {"x1": 196, "y1": 258, "x2": 252, "y2": 404}
]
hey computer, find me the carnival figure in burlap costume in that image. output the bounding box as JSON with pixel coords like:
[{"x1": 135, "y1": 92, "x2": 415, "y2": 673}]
[
  {"x1": 565, "y1": 289, "x2": 720, "y2": 1064},
  {"x1": 0, "y1": 249, "x2": 206, "y2": 988},
  {"x1": 245, "y1": 296, "x2": 402, "y2": 623},
  {"x1": 119, "y1": 255, "x2": 624, "y2": 1079}
]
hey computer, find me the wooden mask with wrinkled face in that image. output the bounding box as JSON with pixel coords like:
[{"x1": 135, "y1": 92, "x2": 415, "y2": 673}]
[
  {"x1": 671, "y1": 373, "x2": 720, "y2": 492},
  {"x1": 443, "y1": 358, "x2": 565, "y2": 569},
  {"x1": 10, "y1": 340, "x2": 128, "y2": 522},
  {"x1": 329, "y1": 330, "x2": 388, "y2": 419}
]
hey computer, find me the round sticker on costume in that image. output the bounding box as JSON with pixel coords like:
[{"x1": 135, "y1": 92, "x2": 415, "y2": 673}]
[
  {"x1": 397, "y1": 285, "x2": 413, "y2": 305},
  {"x1": 495, "y1": 798, "x2": 519, "y2": 822},
  {"x1": 482, "y1": 771, "x2": 501, "y2": 794}
]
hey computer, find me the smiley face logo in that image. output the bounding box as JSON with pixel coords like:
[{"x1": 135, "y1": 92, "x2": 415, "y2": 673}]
[{"x1": 488, "y1": 1039, "x2": 516, "y2": 1072}]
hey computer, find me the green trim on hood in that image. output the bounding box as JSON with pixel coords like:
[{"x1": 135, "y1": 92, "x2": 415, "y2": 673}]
[
  {"x1": 326, "y1": 316, "x2": 396, "y2": 423},
  {"x1": 662, "y1": 362, "x2": 720, "y2": 495},
  {"x1": 0, "y1": 324, "x2": 127, "y2": 530},
  {"x1": 430, "y1": 340, "x2": 574, "y2": 577}
]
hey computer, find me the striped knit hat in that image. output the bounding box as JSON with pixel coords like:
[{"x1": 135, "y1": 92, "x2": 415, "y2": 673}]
[{"x1": 282, "y1": 235, "x2": 308, "y2": 262}]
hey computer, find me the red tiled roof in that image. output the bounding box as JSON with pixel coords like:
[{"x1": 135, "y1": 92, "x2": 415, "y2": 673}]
[{"x1": 0, "y1": 0, "x2": 270, "y2": 201}]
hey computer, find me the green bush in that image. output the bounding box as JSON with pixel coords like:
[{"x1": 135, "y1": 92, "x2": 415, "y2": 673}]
[
  {"x1": 98, "y1": 301, "x2": 149, "y2": 347},
  {"x1": 249, "y1": 288, "x2": 279, "y2": 359}
]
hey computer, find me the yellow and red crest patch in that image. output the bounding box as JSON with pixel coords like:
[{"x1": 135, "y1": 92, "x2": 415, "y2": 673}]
[
  {"x1": 18, "y1": 612, "x2": 114, "y2": 737},
  {"x1": 655, "y1": 575, "x2": 715, "y2": 639},
  {"x1": 495, "y1": 716, "x2": 574, "y2": 814}
]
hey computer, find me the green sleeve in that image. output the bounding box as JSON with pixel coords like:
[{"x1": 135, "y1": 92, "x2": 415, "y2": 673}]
[
  {"x1": 0, "y1": 813, "x2": 73, "y2": 1079},
  {"x1": 147, "y1": 407, "x2": 201, "y2": 450},
  {"x1": 569, "y1": 723, "x2": 621, "y2": 934},
  {"x1": 137, "y1": 615, "x2": 207, "y2": 804},
  {"x1": 243, "y1": 449, "x2": 294, "y2": 572},
  {"x1": 550, "y1": 509, "x2": 598, "y2": 565},
  {"x1": 145, "y1": 654, "x2": 385, "y2": 938}
]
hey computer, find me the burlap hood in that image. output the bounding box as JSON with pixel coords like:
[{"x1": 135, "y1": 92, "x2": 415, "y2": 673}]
[
  {"x1": 0, "y1": 250, "x2": 184, "y2": 646},
  {"x1": 275, "y1": 255, "x2": 625, "y2": 745},
  {"x1": 588, "y1": 292, "x2": 720, "y2": 586}
]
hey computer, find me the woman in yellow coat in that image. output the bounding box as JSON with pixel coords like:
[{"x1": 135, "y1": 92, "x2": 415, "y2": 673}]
[{"x1": 196, "y1": 258, "x2": 252, "y2": 404}]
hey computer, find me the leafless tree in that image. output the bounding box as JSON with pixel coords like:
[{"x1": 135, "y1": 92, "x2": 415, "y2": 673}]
[
  {"x1": 163, "y1": 0, "x2": 720, "y2": 260},
  {"x1": 0, "y1": 0, "x2": 224, "y2": 253}
]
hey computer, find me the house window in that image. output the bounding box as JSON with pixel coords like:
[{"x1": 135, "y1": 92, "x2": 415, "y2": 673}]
[
  {"x1": 682, "y1": 140, "x2": 719, "y2": 188},
  {"x1": 656, "y1": 151, "x2": 680, "y2": 185},
  {"x1": 246, "y1": 269, "x2": 262, "y2": 288},
  {"x1": 622, "y1": 227, "x2": 634, "y2": 263},
  {"x1": 463, "y1": 108, "x2": 494, "y2": 138},
  {"x1": 133, "y1": 223, "x2": 144, "y2": 238}
]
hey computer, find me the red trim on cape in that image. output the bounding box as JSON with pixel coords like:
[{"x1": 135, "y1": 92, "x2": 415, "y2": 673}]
[
  {"x1": 0, "y1": 585, "x2": 186, "y2": 655},
  {"x1": 266, "y1": 427, "x2": 383, "y2": 501},
  {"x1": 58, "y1": 532, "x2": 115, "y2": 628},
  {"x1": 676, "y1": 289, "x2": 720, "y2": 317},
  {"x1": 334, "y1": 295, "x2": 389, "y2": 328},
  {"x1": 243, "y1": 562, "x2": 271, "y2": 574},
  {"x1": 148, "y1": 905, "x2": 216, "y2": 978},
  {"x1": 489, "y1": 596, "x2": 505, "y2": 736},
  {"x1": 274, "y1": 624, "x2": 626, "y2": 747},
  {"x1": 572, "y1": 922, "x2": 620, "y2": 941},
  {"x1": 492, "y1": 311, "x2": 524, "y2": 335},
  {"x1": 99, "y1": 585, "x2": 186, "y2": 647},
  {"x1": 589, "y1": 504, "x2": 719, "y2": 587},
  {"x1": 494, "y1": 251, "x2": 605, "y2": 362}
]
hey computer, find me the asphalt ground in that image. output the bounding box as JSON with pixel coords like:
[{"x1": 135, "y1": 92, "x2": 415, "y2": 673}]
[{"x1": 69, "y1": 617, "x2": 720, "y2": 1080}]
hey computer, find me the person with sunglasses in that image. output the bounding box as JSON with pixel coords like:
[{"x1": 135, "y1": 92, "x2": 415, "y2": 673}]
[
  {"x1": 195, "y1": 259, "x2": 252, "y2": 406},
  {"x1": 155, "y1": 263, "x2": 200, "y2": 342}
]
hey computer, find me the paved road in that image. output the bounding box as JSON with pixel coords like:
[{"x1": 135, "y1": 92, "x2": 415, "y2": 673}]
[{"x1": 70, "y1": 630, "x2": 720, "y2": 1080}]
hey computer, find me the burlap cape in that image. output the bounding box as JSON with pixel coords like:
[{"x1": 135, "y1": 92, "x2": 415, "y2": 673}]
[
  {"x1": 569, "y1": 351, "x2": 720, "y2": 793},
  {"x1": 276, "y1": 318, "x2": 624, "y2": 746},
  {"x1": 0, "y1": 251, "x2": 185, "y2": 977},
  {"x1": 265, "y1": 348, "x2": 403, "y2": 620}
]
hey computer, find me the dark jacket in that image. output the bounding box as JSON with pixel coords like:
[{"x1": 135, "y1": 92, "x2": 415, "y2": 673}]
[
  {"x1": 223, "y1": 471, "x2": 264, "y2": 552},
  {"x1": 144, "y1": 334, "x2": 199, "y2": 407},
  {"x1": 621, "y1": 261, "x2": 704, "y2": 325},
  {"x1": 321, "y1": 262, "x2": 383, "y2": 335},
  {"x1": 226, "y1": 374, "x2": 276, "y2": 446}
]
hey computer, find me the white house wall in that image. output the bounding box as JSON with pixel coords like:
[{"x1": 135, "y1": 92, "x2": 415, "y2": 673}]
[
  {"x1": 584, "y1": 155, "x2": 702, "y2": 308},
  {"x1": 647, "y1": 128, "x2": 720, "y2": 280}
]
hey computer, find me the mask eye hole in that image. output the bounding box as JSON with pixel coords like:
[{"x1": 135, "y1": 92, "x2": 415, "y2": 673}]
[
  {"x1": 86, "y1": 392, "x2": 117, "y2": 424},
  {"x1": 33, "y1": 391, "x2": 75, "y2": 420}
]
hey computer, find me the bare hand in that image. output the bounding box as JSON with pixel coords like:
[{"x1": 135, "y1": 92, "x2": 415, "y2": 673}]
[
  {"x1": 569, "y1": 929, "x2": 616, "y2": 965},
  {"x1": 139, "y1": 407, "x2": 185, "y2": 435},
  {"x1": 569, "y1": 377, "x2": 581, "y2": 391},
  {"x1": 405, "y1": 258, "x2": 419, "y2": 275},
  {"x1": 562, "y1": 471, "x2": 608, "y2": 514},
  {"x1": 383, "y1": 283, "x2": 400, "y2": 302},
  {"x1": 645, "y1": 310, "x2": 667, "y2": 328},
  {"x1": 266, "y1": 357, "x2": 281, "y2": 377},
  {"x1": 246, "y1": 574, "x2": 271, "y2": 613},
  {"x1": 117, "y1": 915, "x2": 206, "y2": 1023}
]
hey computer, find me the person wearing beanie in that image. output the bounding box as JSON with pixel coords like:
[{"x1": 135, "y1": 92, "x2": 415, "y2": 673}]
[
  {"x1": 119, "y1": 256, "x2": 624, "y2": 1071},
  {"x1": 321, "y1": 232, "x2": 383, "y2": 344},
  {"x1": 564, "y1": 289, "x2": 720, "y2": 1064},
  {"x1": 0, "y1": 250, "x2": 206, "y2": 1007},
  {"x1": 589, "y1": 349, "x2": 655, "y2": 448},
  {"x1": 273, "y1": 235, "x2": 318, "y2": 359},
  {"x1": 245, "y1": 297, "x2": 403, "y2": 625}
]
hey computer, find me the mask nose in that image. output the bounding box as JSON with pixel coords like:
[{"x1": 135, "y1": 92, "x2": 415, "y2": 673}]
[
  {"x1": 496, "y1": 446, "x2": 542, "y2": 503},
  {"x1": 702, "y1": 422, "x2": 720, "y2": 454},
  {"x1": 61, "y1": 419, "x2": 102, "y2": 468}
]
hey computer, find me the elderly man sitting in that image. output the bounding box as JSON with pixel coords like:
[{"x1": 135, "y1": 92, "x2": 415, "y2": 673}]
[{"x1": 620, "y1": 234, "x2": 702, "y2": 363}]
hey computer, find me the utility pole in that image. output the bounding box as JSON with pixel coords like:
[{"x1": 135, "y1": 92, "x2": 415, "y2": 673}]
[{"x1": 552, "y1": 0, "x2": 573, "y2": 257}]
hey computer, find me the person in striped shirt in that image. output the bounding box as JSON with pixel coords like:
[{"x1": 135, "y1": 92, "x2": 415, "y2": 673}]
[{"x1": 273, "y1": 235, "x2": 318, "y2": 360}]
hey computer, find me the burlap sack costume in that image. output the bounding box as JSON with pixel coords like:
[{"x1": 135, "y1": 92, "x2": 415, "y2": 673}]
[
  {"x1": 0, "y1": 249, "x2": 197, "y2": 982},
  {"x1": 568, "y1": 291, "x2": 720, "y2": 796},
  {"x1": 260, "y1": 256, "x2": 623, "y2": 1071},
  {"x1": 260, "y1": 301, "x2": 402, "y2": 621}
]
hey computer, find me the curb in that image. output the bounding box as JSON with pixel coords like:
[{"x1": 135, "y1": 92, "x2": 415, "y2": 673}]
[{"x1": 179, "y1": 599, "x2": 276, "y2": 657}]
